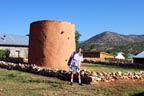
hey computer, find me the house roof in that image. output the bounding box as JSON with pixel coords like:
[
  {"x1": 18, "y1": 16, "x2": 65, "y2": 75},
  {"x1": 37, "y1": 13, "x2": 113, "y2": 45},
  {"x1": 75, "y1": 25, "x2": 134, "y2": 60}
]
[
  {"x1": 127, "y1": 53, "x2": 135, "y2": 59},
  {"x1": 133, "y1": 51, "x2": 144, "y2": 58},
  {"x1": 0, "y1": 34, "x2": 28, "y2": 46}
]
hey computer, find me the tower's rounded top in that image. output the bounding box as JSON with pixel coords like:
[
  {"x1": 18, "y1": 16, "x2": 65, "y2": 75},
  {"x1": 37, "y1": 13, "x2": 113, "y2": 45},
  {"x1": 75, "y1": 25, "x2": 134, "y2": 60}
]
[{"x1": 30, "y1": 20, "x2": 74, "y2": 25}]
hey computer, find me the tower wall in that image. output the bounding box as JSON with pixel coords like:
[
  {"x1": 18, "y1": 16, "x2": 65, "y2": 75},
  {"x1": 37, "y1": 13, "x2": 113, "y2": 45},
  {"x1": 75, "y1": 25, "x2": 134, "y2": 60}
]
[{"x1": 28, "y1": 20, "x2": 75, "y2": 69}]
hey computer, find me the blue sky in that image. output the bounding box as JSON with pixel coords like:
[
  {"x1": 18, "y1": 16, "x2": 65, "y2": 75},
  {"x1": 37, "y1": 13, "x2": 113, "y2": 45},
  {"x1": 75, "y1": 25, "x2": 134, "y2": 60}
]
[{"x1": 0, "y1": 0, "x2": 144, "y2": 41}]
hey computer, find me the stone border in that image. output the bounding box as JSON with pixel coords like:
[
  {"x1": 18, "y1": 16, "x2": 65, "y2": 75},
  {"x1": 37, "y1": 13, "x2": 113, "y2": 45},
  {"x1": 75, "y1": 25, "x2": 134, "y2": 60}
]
[
  {"x1": 0, "y1": 61, "x2": 144, "y2": 84},
  {"x1": 84, "y1": 58, "x2": 144, "y2": 69}
]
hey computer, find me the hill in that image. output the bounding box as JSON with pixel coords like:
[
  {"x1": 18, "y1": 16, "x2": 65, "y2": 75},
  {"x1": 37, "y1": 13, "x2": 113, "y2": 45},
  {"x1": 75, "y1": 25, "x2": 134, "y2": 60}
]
[
  {"x1": 81, "y1": 31, "x2": 144, "y2": 54},
  {"x1": 121, "y1": 42, "x2": 144, "y2": 54}
]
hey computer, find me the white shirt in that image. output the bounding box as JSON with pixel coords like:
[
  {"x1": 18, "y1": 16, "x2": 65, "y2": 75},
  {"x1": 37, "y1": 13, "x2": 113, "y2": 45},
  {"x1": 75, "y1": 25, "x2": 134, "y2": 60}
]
[{"x1": 71, "y1": 53, "x2": 83, "y2": 67}]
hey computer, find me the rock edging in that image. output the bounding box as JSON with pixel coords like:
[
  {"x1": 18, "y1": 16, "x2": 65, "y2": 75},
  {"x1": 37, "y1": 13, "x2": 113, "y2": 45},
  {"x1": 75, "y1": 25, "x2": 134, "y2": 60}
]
[{"x1": 0, "y1": 61, "x2": 144, "y2": 84}]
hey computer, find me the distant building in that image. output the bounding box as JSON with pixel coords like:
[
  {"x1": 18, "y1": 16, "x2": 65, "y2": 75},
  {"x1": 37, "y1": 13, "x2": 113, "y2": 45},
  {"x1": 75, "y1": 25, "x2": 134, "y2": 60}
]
[
  {"x1": 0, "y1": 34, "x2": 28, "y2": 58},
  {"x1": 127, "y1": 53, "x2": 135, "y2": 59},
  {"x1": 133, "y1": 51, "x2": 144, "y2": 64},
  {"x1": 83, "y1": 52, "x2": 115, "y2": 59},
  {"x1": 115, "y1": 52, "x2": 125, "y2": 59}
]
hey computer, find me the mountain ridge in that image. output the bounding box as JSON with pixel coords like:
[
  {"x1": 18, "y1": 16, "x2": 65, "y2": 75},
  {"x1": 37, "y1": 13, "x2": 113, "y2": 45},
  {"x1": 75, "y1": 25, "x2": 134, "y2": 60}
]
[
  {"x1": 81, "y1": 31, "x2": 144, "y2": 54},
  {"x1": 84, "y1": 31, "x2": 144, "y2": 46}
]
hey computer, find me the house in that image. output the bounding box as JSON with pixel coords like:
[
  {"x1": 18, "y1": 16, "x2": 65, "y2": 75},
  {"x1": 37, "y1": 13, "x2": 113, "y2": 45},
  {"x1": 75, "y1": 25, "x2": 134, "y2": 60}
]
[
  {"x1": 127, "y1": 53, "x2": 135, "y2": 59},
  {"x1": 115, "y1": 52, "x2": 125, "y2": 59},
  {"x1": 83, "y1": 52, "x2": 115, "y2": 59},
  {"x1": 133, "y1": 51, "x2": 144, "y2": 64},
  {"x1": 0, "y1": 34, "x2": 28, "y2": 58}
]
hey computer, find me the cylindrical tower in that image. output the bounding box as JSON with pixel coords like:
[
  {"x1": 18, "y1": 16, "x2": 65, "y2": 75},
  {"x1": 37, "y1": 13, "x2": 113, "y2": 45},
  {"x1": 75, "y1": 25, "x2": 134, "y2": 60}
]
[{"x1": 28, "y1": 20, "x2": 75, "y2": 69}]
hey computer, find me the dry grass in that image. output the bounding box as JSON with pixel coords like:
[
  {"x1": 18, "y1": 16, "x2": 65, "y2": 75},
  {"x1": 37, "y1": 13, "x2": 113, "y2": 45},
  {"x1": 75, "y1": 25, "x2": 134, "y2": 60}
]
[
  {"x1": 81, "y1": 63, "x2": 144, "y2": 72},
  {"x1": 0, "y1": 68, "x2": 144, "y2": 96}
]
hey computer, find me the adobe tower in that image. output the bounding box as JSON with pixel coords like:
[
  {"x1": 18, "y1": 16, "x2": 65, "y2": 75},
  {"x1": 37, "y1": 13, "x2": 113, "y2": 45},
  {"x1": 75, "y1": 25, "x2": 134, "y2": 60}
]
[{"x1": 28, "y1": 20, "x2": 75, "y2": 69}]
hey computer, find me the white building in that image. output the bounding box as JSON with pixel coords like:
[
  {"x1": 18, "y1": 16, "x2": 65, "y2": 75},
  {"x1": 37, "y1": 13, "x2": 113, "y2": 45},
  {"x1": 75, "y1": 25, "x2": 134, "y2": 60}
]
[
  {"x1": 0, "y1": 34, "x2": 28, "y2": 58},
  {"x1": 115, "y1": 52, "x2": 125, "y2": 59}
]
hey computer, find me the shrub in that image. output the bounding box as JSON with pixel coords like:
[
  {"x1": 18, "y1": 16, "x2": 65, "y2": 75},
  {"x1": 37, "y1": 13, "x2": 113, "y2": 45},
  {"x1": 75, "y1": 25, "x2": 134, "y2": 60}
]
[{"x1": 0, "y1": 49, "x2": 10, "y2": 58}]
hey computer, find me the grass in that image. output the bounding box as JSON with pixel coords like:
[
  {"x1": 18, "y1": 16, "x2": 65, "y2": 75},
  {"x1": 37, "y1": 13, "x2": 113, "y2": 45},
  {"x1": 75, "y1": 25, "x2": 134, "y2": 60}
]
[
  {"x1": 81, "y1": 63, "x2": 144, "y2": 72},
  {"x1": 0, "y1": 67, "x2": 144, "y2": 96}
]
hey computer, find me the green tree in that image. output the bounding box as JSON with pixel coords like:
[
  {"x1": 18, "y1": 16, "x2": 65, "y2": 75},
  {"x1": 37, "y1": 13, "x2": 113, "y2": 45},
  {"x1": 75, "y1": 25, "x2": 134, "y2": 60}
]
[
  {"x1": 80, "y1": 43, "x2": 90, "y2": 52},
  {"x1": 0, "y1": 50, "x2": 6, "y2": 58},
  {"x1": 5, "y1": 49, "x2": 10, "y2": 58},
  {"x1": 89, "y1": 43, "x2": 97, "y2": 51},
  {"x1": 0, "y1": 49, "x2": 10, "y2": 58},
  {"x1": 75, "y1": 31, "x2": 81, "y2": 50}
]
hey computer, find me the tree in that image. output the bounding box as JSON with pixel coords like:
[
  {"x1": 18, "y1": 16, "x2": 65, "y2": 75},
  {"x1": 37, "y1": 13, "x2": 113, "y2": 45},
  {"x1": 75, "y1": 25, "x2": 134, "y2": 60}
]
[
  {"x1": 5, "y1": 49, "x2": 10, "y2": 58},
  {"x1": 0, "y1": 49, "x2": 10, "y2": 58},
  {"x1": 75, "y1": 31, "x2": 81, "y2": 50}
]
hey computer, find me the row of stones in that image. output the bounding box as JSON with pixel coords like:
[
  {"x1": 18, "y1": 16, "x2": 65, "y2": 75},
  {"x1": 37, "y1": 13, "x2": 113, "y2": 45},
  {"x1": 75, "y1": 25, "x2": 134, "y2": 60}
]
[
  {"x1": 0, "y1": 61, "x2": 144, "y2": 84},
  {"x1": 84, "y1": 58, "x2": 144, "y2": 69},
  {"x1": 89, "y1": 71, "x2": 144, "y2": 82},
  {"x1": 0, "y1": 61, "x2": 92, "y2": 84},
  {"x1": 84, "y1": 58, "x2": 133, "y2": 64}
]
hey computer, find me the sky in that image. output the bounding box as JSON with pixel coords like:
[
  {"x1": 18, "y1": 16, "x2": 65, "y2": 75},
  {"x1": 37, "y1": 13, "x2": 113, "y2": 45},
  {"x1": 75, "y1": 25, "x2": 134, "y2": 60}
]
[{"x1": 0, "y1": 0, "x2": 144, "y2": 41}]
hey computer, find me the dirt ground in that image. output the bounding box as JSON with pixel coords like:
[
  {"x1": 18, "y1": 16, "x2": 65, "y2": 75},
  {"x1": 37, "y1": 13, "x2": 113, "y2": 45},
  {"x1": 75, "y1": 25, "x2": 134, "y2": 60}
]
[{"x1": 91, "y1": 79, "x2": 144, "y2": 88}]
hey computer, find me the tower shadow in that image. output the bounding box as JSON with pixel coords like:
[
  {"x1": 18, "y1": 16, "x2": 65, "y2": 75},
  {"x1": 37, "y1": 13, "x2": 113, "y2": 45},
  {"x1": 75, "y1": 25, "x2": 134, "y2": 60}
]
[{"x1": 131, "y1": 92, "x2": 144, "y2": 96}]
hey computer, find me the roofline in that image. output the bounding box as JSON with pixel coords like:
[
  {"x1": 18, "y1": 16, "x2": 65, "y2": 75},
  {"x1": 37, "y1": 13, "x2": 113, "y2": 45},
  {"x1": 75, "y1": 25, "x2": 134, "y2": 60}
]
[
  {"x1": 0, "y1": 44, "x2": 28, "y2": 47},
  {"x1": 133, "y1": 57, "x2": 144, "y2": 58},
  {"x1": 83, "y1": 51, "x2": 115, "y2": 56}
]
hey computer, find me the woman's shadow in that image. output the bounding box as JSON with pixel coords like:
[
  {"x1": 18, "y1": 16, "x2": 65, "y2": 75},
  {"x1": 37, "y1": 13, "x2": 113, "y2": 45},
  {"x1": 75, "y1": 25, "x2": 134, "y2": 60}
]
[{"x1": 131, "y1": 92, "x2": 144, "y2": 96}]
